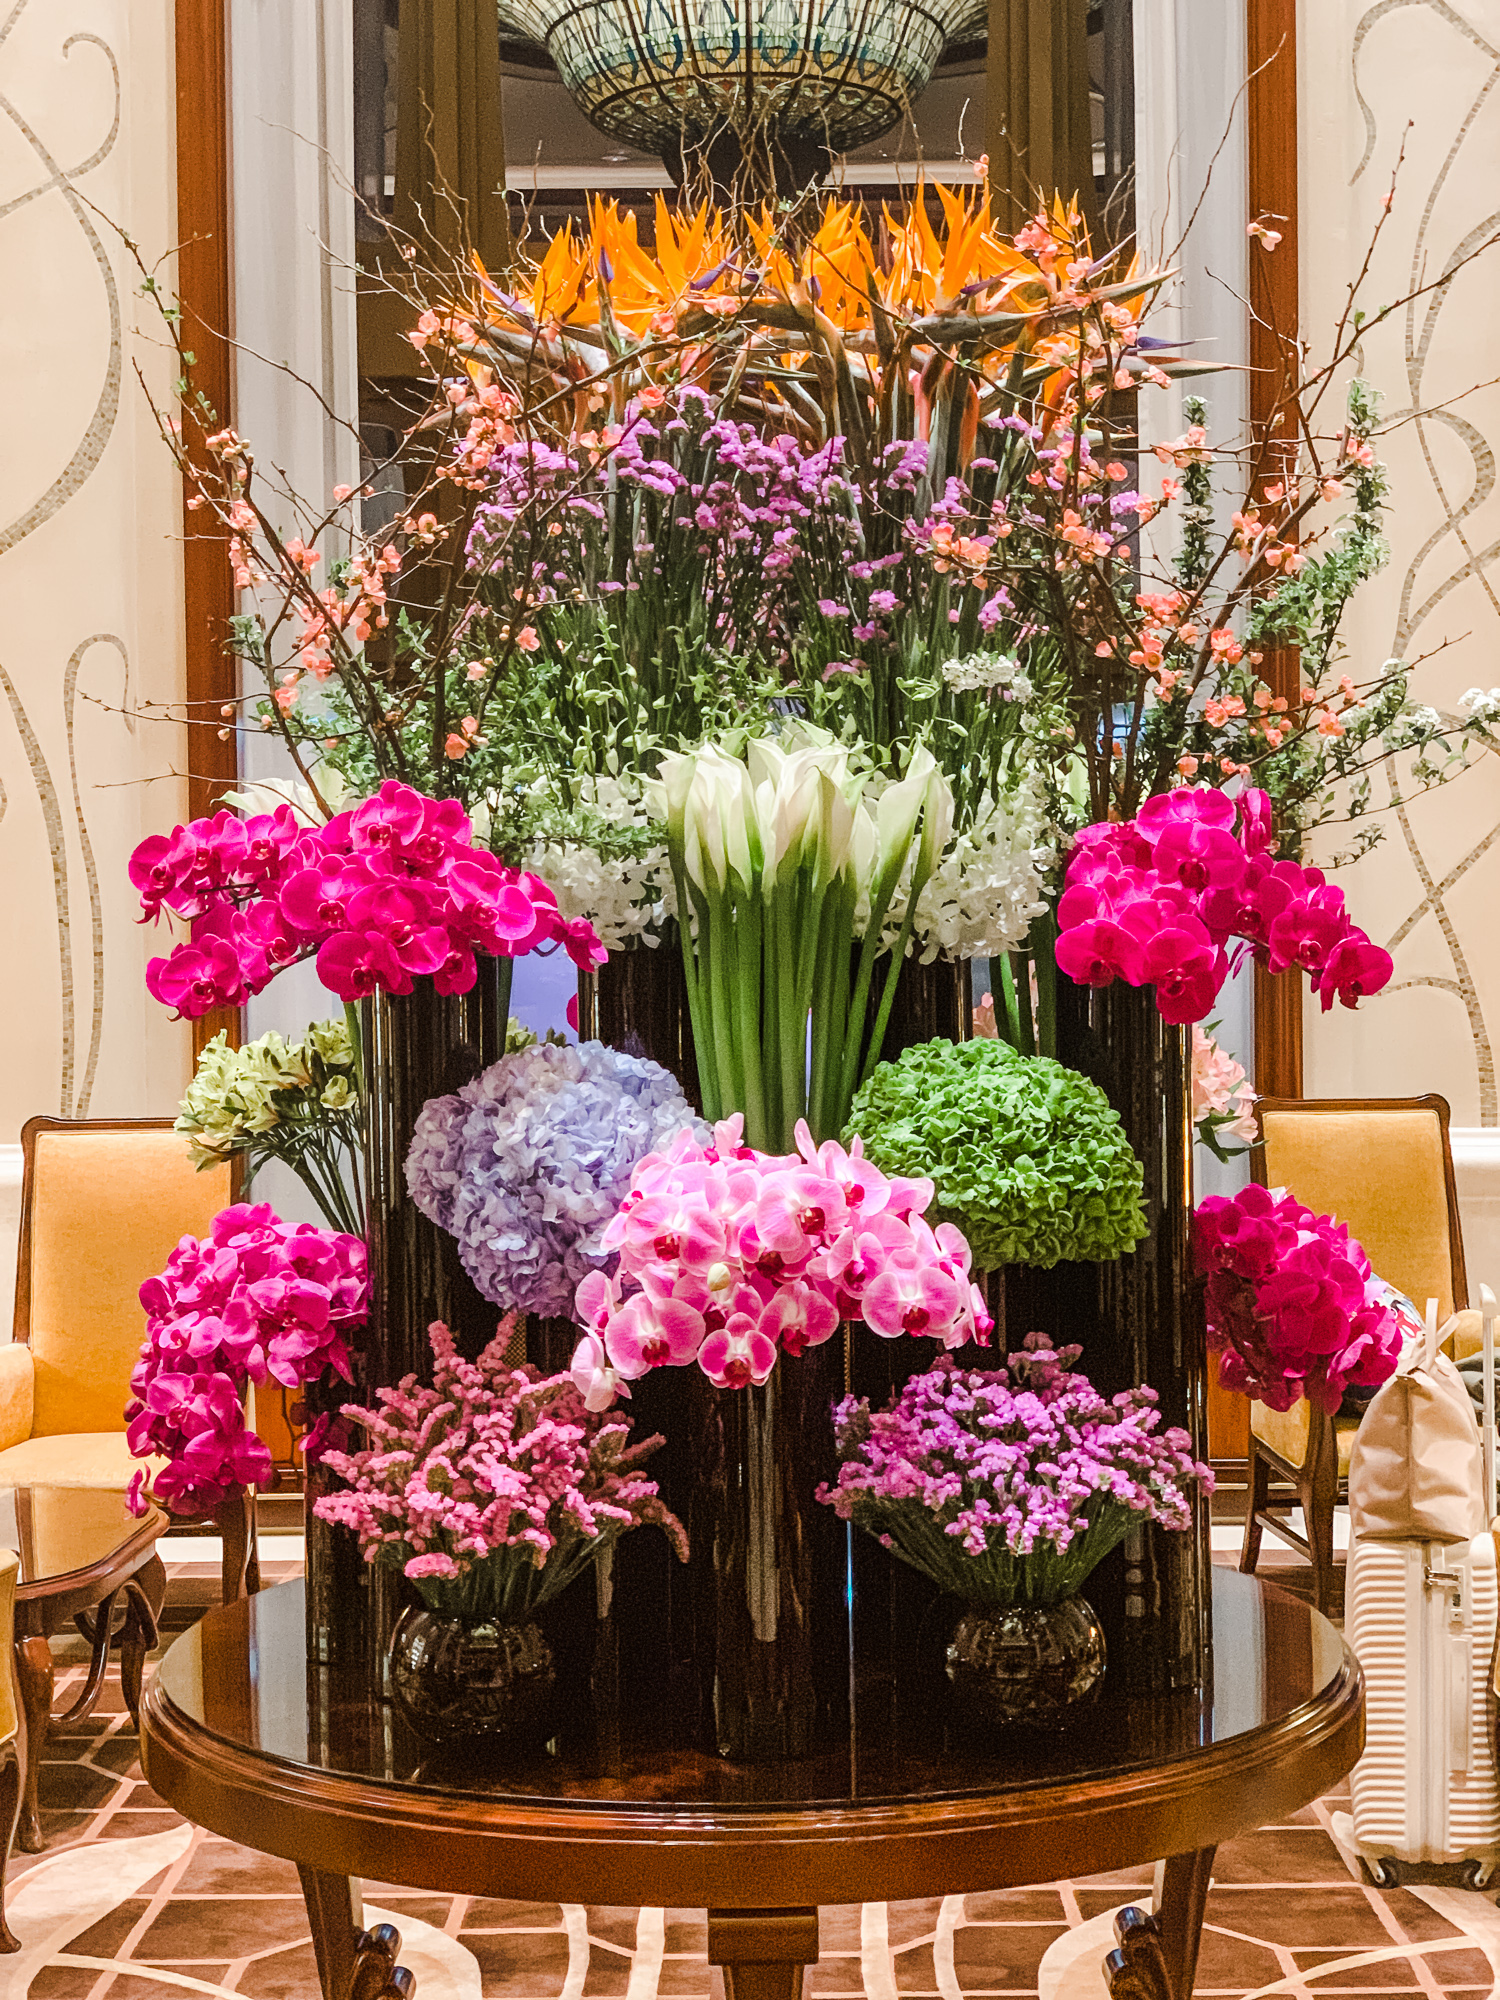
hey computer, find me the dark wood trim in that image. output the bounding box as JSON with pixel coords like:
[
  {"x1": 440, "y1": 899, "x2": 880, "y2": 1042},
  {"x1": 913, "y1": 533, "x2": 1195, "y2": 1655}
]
[
  {"x1": 1246, "y1": 0, "x2": 1301, "y2": 1096},
  {"x1": 175, "y1": 0, "x2": 239, "y2": 1058},
  {"x1": 12, "y1": 1510, "x2": 165, "y2": 1624},
  {"x1": 142, "y1": 1577, "x2": 1363, "y2": 1909}
]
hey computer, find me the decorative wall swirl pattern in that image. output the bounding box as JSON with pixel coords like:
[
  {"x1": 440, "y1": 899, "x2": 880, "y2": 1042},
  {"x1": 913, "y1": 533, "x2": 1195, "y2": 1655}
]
[
  {"x1": 1302, "y1": 0, "x2": 1500, "y2": 1125},
  {"x1": 0, "y1": 0, "x2": 188, "y2": 1137}
]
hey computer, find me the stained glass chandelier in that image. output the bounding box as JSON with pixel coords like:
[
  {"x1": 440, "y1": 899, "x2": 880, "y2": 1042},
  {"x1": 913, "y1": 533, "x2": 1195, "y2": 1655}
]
[{"x1": 497, "y1": 0, "x2": 987, "y2": 176}]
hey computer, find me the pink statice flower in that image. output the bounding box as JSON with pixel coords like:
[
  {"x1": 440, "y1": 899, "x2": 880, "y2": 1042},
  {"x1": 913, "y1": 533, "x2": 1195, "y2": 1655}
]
[
  {"x1": 127, "y1": 1203, "x2": 368, "y2": 1516},
  {"x1": 131, "y1": 780, "x2": 605, "y2": 1020},
  {"x1": 573, "y1": 1116, "x2": 990, "y2": 1397},
  {"x1": 818, "y1": 1339, "x2": 1213, "y2": 1606},
  {"x1": 1194, "y1": 1185, "x2": 1403, "y2": 1412},
  {"x1": 313, "y1": 1319, "x2": 686, "y2": 1619}
]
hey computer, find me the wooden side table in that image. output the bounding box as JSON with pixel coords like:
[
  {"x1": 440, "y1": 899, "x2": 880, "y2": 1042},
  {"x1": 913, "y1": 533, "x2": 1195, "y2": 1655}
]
[
  {"x1": 2, "y1": 1485, "x2": 166, "y2": 1851},
  {"x1": 142, "y1": 1569, "x2": 1362, "y2": 2000}
]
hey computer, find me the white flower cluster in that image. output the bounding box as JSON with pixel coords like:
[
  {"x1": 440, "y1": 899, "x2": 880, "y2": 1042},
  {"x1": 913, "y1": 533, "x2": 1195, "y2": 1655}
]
[
  {"x1": 877, "y1": 776, "x2": 1055, "y2": 962},
  {"x1": 940, "y1": 651, "x2": 1027, "y2": 695},
  {"x1": 517, "y1": 776, "x2": 677, "y2": 952},
  {"x1": 1459, "y1": 687, "x2": 1500, "y2": 722}
]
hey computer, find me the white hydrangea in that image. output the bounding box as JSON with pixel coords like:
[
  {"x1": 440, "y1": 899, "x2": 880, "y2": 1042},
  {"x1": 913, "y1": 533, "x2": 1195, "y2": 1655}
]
[
  {"x1": 868, "y1": 774, "x2": 1055, "y2": 962},
  {"x1": 1459, "y1": 687, "x2": 1500, "y2": 721}
]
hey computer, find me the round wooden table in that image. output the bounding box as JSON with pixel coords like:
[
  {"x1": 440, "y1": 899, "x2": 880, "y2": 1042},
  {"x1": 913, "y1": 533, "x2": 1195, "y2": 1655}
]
[{"x1": 141, "y1": 1569, "x2": 1362, "y2": 2000}]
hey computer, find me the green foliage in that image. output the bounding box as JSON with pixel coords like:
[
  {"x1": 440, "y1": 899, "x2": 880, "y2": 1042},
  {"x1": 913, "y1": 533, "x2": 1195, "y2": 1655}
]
[{"x1": 845, "y1": 1039, "x2": 1147, "y2": 1271}]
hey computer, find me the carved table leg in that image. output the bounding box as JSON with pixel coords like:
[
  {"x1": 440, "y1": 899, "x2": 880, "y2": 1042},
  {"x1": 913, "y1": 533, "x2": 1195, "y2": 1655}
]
[
  {"x1": 299, "y1": 1867, "x2": 364, "y2": 2000},
  {"x1": 120, "y1": 1556, "x2": 167, "y2": 1729},
  {"x1": 1104, "y1": 1848, "x2": 1216, "y2": 2000},
  {"x1": 57, "y1": 1589, "x2": 118, "y2": 1728},
  {"x1": 13, "y1": 1634, "x2": 53, "y2": 1853},
  {"x1": 708, "y1": 1908, "x2": 820, "y2": 2000}
]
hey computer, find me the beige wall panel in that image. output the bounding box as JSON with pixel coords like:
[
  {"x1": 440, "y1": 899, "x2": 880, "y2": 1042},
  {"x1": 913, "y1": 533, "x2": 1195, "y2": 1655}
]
[
  {"x1": 0, "y1": 0, "x2": 190, "y2": 1164},
  {"x1": 1300, "y1": 0, "x2": 1500, "y2": 1126}
]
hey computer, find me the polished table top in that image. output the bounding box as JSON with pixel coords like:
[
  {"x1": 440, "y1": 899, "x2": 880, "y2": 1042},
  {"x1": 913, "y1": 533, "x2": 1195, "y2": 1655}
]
[{"x1": 142, "y1": 1568, "x2": 1362, "y2": 1909}]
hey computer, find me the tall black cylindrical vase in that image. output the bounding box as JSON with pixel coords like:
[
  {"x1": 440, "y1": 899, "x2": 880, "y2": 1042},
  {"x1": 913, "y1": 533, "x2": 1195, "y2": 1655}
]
[
  {"x1": 999, "y1": 974, "x2": 1210, "y2": 1697},
  {"x1": 305, "y1": 970, "x2": 506, "y2": 1670}
]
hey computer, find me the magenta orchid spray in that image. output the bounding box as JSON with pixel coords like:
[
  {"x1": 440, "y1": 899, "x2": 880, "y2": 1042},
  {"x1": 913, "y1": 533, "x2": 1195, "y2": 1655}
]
[
  {"x1": 1194, "y1": 1185, "x2": 1403, "y2": 1413},
  {"x1": 570, "y1": 1113, "x2": 991, "y2": 1404},
  {"x1": 313, "y1": 1319, "x2": 687, "y2": 1623},
  {"x1": 127, "y1": 1202, "x2": 368, "y2": 1516},
  {"x1": 819, "y1": 1339, "x2": 1213, "y2": 1607}
]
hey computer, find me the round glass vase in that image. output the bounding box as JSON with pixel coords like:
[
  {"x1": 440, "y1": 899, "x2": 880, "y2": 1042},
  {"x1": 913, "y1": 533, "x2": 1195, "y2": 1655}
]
[
  {"x1": 945, "y1": 1596, "x2": 1107, "y2": 1728},
  {"x1": 387, "y1": 1602, "x2": 558, "y2": 1749}
]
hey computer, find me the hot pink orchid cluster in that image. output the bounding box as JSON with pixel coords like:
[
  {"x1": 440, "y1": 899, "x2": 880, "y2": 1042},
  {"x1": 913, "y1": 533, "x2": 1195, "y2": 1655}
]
[
  {"x1": 1193, "y1": 1184, "x2": 1402, "y2": 1414},
  {"x1": 127, "y1": 1202, "x2": 368, "y2": 1516},
  {"x1": 571, "y1": 1114, "x2": 991, "y2": 1402},
  {"x1": 130, "y1": 780, "x2": 605, "y2": 1018},
  {"x1": 1054, "y1": 786, "x2": 1393, "y2": 1025}
]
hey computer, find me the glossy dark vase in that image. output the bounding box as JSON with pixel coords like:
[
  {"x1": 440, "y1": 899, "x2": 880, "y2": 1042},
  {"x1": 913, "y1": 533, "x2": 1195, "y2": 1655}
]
[
  {"x1": 946, "y1": 1597, "x2": 1106, "y2": 1727},
  {"x1": 996, "y1": 975, "x2": 1209, "y2": 1698},
  {"x1": 685, "y1": 1340, "x2": 849, "y2": 1762},
  {"x1": 388, "y1": 1605, "x2": 557, "y2": 1747},
  {"x1": 306, "y1": 971, "x2": 506, "y2": 1672}
]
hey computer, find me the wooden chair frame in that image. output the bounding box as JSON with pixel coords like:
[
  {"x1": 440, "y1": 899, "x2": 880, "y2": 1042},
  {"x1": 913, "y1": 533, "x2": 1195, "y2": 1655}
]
[
  {"x1": 14, "y1": 1116, "x2": 258, "y2": 1605},
  {"x1": 1238, "y1": 1093, "x2": 1468, "y2": 1614}
]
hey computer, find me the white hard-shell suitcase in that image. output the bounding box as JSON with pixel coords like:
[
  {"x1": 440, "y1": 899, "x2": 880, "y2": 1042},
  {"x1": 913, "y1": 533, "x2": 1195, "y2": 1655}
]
[
  {"x1": 1346, "y1": 1529, "x2": 1500, "y2": 1884},
  {"x1": 1345, "y1": 1286, "x2": 1500, "y2": 1886}
]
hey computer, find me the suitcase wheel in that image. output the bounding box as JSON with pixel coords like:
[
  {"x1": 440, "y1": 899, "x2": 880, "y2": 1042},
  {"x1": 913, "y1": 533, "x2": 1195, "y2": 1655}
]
[
  {"x1": 1372, "y1": 1858, "x2": 1402, "y2": 1888},
  {"x1": 1462, "y1": 1859, "x2": 1495, "y2": 1890}
]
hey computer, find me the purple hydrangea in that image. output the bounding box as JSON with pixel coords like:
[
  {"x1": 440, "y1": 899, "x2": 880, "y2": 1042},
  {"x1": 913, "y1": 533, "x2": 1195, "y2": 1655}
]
[{"x1": 405, "y1": 1041, "x2": 703, "y2": 1318}]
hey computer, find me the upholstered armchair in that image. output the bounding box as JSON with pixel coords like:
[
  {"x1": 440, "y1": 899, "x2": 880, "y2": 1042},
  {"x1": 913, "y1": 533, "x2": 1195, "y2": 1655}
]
[
  {"x1": 0, "y1": 1118, "x2": 257, "y2": 1603},
  {"x1": 1239, "y1": 1094, "x2": 1476, "y2": 1613}
]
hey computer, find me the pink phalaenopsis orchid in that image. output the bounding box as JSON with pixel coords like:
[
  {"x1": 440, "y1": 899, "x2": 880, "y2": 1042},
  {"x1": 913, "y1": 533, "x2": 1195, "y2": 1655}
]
[
  {"x1": 1055, "y1": 786, "x2": 1392, "y2": 1025},
  {"x1": 131, "y1": 780, "x2": 606, "y2": 1020},
  {"x1": 127, "y1": 1202, "x2": 368, "y2": 1517},
  {"x1": 313, "y1": 1319, "x2": 686, "y2": 1620},
  {"x1": 573, "y1": 1116, "x2": 991, "y2": 1397},
  {"x1": 1193, "y1": 1184, "x2": 1402, "y2": 1413}
]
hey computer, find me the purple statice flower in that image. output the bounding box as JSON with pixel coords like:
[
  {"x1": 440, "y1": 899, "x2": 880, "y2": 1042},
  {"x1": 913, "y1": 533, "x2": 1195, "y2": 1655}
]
[
  {"x1": 818, "y1": 1337, "x2": 1213, "y2": 1607},
  {"x1": 405, "y1": 1041, "x2": 703, "y2": 1318}
]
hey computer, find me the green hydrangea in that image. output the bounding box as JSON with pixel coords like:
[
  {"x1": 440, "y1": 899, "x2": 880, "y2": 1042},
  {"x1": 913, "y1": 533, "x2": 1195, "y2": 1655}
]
[{"x1": 845, "y1": 1039, "x2": 1147, "y2": 1271}]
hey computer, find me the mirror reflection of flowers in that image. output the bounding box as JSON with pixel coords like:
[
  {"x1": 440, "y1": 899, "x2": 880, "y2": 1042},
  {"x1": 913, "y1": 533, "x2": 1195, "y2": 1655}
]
[
  {"x1": 312, "y1": 1318, "x2": 687, "y2": 1624},
  {"x1": 404, "y1": 1041, "x2": 702, "y2": 1320},
  {"x1": 570, "y1": 1114, "x2": 990, "y2": 1405},
  {"x1": 177, "y1": 1021, "x2": 365, "y2": 1235},
  {"x1": 819, "y1": 1339, "x2": 1214, "y2": 1606},
  {"x1": 1191, "y1": 1023, "x2": 1258, "y2": 1162}
]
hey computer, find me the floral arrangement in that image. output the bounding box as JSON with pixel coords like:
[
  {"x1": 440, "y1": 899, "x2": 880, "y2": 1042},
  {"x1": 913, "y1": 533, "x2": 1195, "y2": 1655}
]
[
  {"x1": 1054, "y1": 786, "x2": 1392, "y2": 1026},
  {"x1": 655, "y1": 731, "x2": 994, "y2": 1150},
  {"x1": 177, "y1": 1021, "x2": 364, "y2": 1234},
  {"x1": 312, "y1": 1319, "x2": 687, "y2": 1624},
  {"x1": 844, "y1": 1040, "x2": 1147, "y2": 1271},
  {"x1": 818, "y1": 1340, "x2": 1214, "y2": 1607},
  {"x1": 1193, "y1": 1185, "x2": 1403, "y2": 1412},
  {"x1": 130, "y1": 780, "x2": 605, "y2": 1017},
  {"x1": 127, "y1": 1202, "x2": 367, "y2": 1515},
  {"x1": 1191, "y1": 1024, "x2": 1258, "y2": 1162},
  {"x1": 571, "y1": 1114, "x2": 990, "y2": 1401},
  {"x1": 404, "y1": 1041, "x2": 702, "y2": 1318}
]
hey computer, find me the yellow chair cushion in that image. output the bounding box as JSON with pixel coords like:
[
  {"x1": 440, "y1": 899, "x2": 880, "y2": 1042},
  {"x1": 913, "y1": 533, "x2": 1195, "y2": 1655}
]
[
  {"x1": 0, "y1": 1550, "x2": 18, "y2": 1744},
  {"x1": 24, "y1": 1128, "x2": 229, "y2": 1437},
  {"x1": 1251, "y1": 1398, "x2": 1359, "y2": 1473},
  {"x1": 1260, "y1": 1106, "x2": 1458, "y2": 1322},
  {"x1": 0, "y1": 1433, "x2": 164, "y2": 1489}
]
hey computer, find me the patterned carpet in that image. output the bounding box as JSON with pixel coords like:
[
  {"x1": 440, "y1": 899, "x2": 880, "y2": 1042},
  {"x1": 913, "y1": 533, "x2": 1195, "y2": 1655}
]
[{"x1": 8, "y1": 1548, "x2": 1500, "y2": 2000}]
